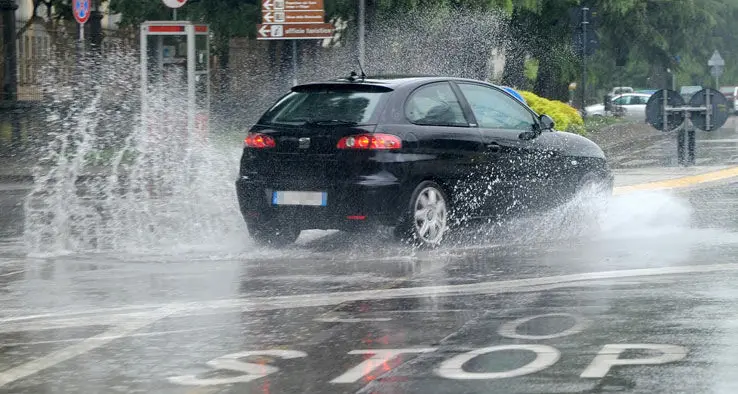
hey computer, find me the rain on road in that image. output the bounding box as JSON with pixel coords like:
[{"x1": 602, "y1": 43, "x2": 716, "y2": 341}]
[{"x1": 4, "y1": 126, "x2": 738, "y2": 392}]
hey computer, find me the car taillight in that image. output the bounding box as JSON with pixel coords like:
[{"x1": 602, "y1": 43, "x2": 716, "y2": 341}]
[
  {"x1": 244, "y1": 133, "x2": 276, "y2": 148},
  {"x1": 337, "y1": 133, "x2": 402, "y2": 150}
]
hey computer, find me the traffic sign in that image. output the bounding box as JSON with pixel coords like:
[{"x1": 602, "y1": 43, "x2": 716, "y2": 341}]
[
  {"x1": 688, "y1": 88, "x2": 730, "y2": 131},
  {"x1": 73, "y1": 0, "x2": 91, "y2": 24},
  {"x1": 257, "y1": 23, "x2": 334, "y2": 40},
  {"x1": 162, "y1": 0, "x2": 187, "y2": 7},
  {"x1": 708, "y1": 50, "x2": 725, "y2": 67},
  {"x1": 645, "y1": 89, "x2": 686, "y2": 132}
]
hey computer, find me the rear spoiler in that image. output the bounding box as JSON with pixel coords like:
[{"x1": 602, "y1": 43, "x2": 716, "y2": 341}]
[{"x1": 292, "y1": 83, "x2": 394, "y2": 93}]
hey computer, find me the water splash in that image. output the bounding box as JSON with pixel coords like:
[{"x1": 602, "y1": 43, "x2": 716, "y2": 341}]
[{"x1": 23, "y1": 53, "x2": 246, "y2": 255}]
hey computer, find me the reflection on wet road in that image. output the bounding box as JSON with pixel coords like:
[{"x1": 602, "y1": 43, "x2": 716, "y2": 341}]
[{"x1": 3, "y1": 180, "x2": 738, "y2": 392}]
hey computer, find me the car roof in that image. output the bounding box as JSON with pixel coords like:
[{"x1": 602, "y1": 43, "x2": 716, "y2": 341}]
[{"x1": 293, "y1": 75, "x2": 502, "y2": 90}]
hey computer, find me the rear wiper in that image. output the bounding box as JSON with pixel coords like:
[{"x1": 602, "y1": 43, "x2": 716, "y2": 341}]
[{"x1": 302, "y1": 119, "x2": 358, "y2": 126}]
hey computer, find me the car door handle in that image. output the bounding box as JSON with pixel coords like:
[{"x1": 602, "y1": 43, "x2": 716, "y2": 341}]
[{"x1": 486, "y1": 143, "x2": 502, "y2": 152}]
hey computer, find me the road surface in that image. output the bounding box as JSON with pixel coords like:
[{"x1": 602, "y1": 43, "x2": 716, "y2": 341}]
[{"x1": 3, "y1": 121, "x2": 738, "y2": 393}]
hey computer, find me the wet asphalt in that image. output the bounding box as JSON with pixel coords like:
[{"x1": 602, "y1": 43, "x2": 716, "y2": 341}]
[{"x1": 3, "y1": 123, "x2": 738, "y2": 393}]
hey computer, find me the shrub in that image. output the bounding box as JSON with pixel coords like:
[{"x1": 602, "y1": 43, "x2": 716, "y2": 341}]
[{"x1": 518, "y1": 90, "x2": 585, "y2": 135}]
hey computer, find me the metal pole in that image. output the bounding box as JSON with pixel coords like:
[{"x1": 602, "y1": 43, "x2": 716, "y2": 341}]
[
  {"x1": 292, "y1": 40, "x2": 298, "y2": 86},
  {"x1": 173, "y1": 9, "x2": 177, "y2": 21},
  {"x1": 79, "y1": 23, "x2": 84, "y2": 44},
  {"x1": 677, "y1": 127, "x2": 686, "y2": 165},
  {"x1": 672, "y1": 72, "x2": 676, "y2": 91},
  {"x1": 581, "y1": 7, "x2": 588, "y2": 116},
  {"x1": 359, "y1": 0, "x2": 365, "y2": 68},
  {"x1": 1, "y1": 0, "x2": 19, "y2": 102},
  {"x1": 687, "y1": 125, "x2": 696, "y2": 165}
]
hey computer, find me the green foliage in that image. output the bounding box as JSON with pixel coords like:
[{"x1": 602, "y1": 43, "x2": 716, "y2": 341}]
[
  {"x1": 519, "y1": 90, "x2": 585, "y2": 135},
  {"x1": 523, "y1": 58, "x2": 538, "y2": 85}
]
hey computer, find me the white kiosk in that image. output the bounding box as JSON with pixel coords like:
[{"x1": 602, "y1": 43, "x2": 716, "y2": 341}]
[{"x1": 140, "y1": 21, "x2": 210, "y2": 139}]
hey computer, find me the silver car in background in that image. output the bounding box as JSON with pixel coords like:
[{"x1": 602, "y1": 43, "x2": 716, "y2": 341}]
[{"x1": 585, "y1": 92, "x2": 652, "y2": 121}]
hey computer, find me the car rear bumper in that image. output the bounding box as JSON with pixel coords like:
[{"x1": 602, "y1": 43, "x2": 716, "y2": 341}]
[{"x1": 235, "y1": 176, "x2": 406, "y2": 230}]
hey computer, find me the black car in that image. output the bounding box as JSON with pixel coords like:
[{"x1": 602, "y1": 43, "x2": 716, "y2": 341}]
[{"x1": 236, "y1": 75, "x2": 613, "y2": 246}]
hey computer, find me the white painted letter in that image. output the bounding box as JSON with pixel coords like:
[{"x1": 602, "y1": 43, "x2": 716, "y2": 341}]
[
  {"x1": 498, "y1": 313, "x2": 588, "y2": 340},
  {"x1": 329, "y1": 348, "x2": 437, "y2": 384},
  {"x1": 435, "y1": 344, "x2": 560, "y2": 380},
  {"x1": 168, "y1": 349, "x2": 307, "y2": 386},
  {"x1": 580, "y1": 344, "x2": 687, "y2": 378}
]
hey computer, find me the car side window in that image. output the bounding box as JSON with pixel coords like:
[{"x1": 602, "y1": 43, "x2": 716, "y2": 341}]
[
  {"x1": 457, "y1": 83, "x2": 536, "y2": 131},
  {"x1": 630, "y1": 95, "x2": 646, "y2": 105},
  {"x1": 405, "y1": 83, "x2": 468, "y2": 127},
  {"x1": 613, "y1": 96, "x2": 630, "y2": 105}
]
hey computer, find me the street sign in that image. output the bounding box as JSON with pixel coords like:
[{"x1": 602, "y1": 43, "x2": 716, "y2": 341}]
[
  {"x1": 711, "y1": 65, "x2": 724, "y2": 77},
  {"x1": 73, "y1": 0, "x2": 91, "y2": 24},
  {"x1": 708, "y1": 50, "x2": 725, "y2": 67},
  {"x1": 645, "y1": 89, "x2": 686, "y2": 132},
  {"x1": 258, "y1": 0, "x2": 333, "y2": 40},
  {"x1": 262, "y1": 10, "x2": 325, "y2": 24},
  {"x1": 162, "y1": 0, "x2": 187, "y2": 7},
  {"x1": 262, "y1": 0, "x2": 324, "y2": 11},
  {"x1": 257, "y1": 23, "x2": 334, "y2": 40},
  {"x1": 688, "y1": 88, "x2": 730, "y2": 131}
]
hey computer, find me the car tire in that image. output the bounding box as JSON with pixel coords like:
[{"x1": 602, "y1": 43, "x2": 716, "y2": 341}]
[
  {"x1": 394, "y1": 181, "x2": 449, "y2": 247},
  {"x1": 247, "y1": 221, "x2": 300, "y2": 246}
]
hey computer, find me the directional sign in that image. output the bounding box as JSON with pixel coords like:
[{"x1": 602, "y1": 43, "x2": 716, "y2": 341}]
[
  {"x1": 708, "y1": 50, "x2": 725, "y2": 67},
  {"x1": 257, "y1": 23, "x2": 334, "y2": 40},
  {"x1": 73, "y1": 0, "x2": 91, "y2": 24},
  {"x1": 263, "y1": 10, "x2": 326, "y2": 24},
  {"x1": 263, "y1": 0, "x2": 324, "y2": 11}
]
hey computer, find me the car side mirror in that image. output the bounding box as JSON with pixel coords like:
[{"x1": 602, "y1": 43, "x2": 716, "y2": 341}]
[{"x1": 539, "y1": 114, "x2": 555, "y2": 130}]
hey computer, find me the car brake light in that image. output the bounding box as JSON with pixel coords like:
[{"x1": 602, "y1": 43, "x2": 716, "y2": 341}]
[
  {"x1": 244, "y1": 133, "x2": 276, "y2": 148},
  {"x1": 337, "y1": 133, "x2": 402, "y2": 150}
]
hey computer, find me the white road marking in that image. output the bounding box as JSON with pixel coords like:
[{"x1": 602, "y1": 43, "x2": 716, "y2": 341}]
[
  {"x1": 580, "y1": 344, "x2": 688, "y2": 378},
  {"x1": 168, "y1": 350, "x2": 307, "y2": 386},
  {"x1": 0, "y1": 306, "x2": 185, "y2": 388},
  {"x1": 497, "y1": 313, "x2": 588, "y2": 340},
  {"x1": 314, "y1": 316, "x2": 392, "y2": 323},
  {"x1": 435, "y1": 344, "x2": 561, "y2": 380},
  {"x1": 0, "y1": 323, "x2": 238, "y2": 346},
  {"x1": 329, "y1": 348, "x2": 437, "y2": 384},
  {"x1": 5, "y1": 263, "x2": 738, "y2": 330},
  {"x1": 0, "y1": 270, "x2": 24, "y2": 277}
]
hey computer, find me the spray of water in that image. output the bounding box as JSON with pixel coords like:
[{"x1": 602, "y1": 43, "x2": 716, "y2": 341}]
[{"x1": 23, "y1": 52, "x2": 245, "y2": 255}]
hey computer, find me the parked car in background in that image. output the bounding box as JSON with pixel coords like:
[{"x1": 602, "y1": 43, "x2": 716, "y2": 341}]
[
  {"x1": 585, "y1": 92, "x2": 651, "y2": 121},
  {"x1": 720, "y1": 86, "x2": 738, "y2": 113}
]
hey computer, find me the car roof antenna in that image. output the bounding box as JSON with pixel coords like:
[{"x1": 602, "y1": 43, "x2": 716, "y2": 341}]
[{"x1": 357, "y1": 58, "x2": 367, "y2": 80}]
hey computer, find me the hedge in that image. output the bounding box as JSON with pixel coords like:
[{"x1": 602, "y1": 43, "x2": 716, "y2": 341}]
[{"x1": 518, "y1": 90, "x2": 585, "y2": 135}]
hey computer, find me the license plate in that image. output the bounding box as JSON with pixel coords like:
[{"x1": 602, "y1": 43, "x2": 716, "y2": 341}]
[{"x1": 272, "y1": 191, "x2": 327, "y2": 206}]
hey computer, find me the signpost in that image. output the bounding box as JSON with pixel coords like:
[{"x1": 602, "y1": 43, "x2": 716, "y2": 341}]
[
  {"x1": 73, "y1": 0, "x2": 90, "y2": 42},
  {"x1": 162, "y1": 0, "x2": 187, "y2": 20},
  {"x1": 645, "y1": 88, "x2": 730, "y2": 166},
  {"x1": 708, "y1": 50, "x2": 725, "y2": 88},
  {"x1": 257, "y1": 0, "x2": 335, "y2": 85}
]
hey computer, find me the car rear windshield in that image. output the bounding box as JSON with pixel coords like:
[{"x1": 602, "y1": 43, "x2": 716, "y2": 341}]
[
  {"x1": 259, "y1": 84, "x2": 391, "y2": 126},
  {"x1": 720, "y1": 87, "x2": 736, "y2": 94}
]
